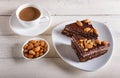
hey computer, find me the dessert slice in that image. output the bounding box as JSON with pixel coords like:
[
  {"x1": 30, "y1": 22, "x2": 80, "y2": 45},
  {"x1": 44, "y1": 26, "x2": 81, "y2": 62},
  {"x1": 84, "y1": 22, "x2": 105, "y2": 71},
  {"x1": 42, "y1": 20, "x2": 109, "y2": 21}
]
[
  {"x1": 62, "y1": 19, "x2": 98, "y2": 39},
  {"x1": 71, "y1": 35, "x2": 110, "y2": 62}
]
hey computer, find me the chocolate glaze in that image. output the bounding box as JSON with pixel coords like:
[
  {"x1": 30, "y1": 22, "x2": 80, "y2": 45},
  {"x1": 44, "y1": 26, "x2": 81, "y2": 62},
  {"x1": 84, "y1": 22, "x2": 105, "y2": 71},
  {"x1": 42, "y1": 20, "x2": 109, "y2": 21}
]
[{"x1": 62, "y1": 21, "x2": 98, "y2": 39}]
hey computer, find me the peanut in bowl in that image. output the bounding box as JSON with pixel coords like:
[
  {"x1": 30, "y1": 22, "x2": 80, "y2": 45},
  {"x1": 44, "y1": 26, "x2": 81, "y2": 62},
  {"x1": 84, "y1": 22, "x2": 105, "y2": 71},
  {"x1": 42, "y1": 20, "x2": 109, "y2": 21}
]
[{"x1": 22, "y1": 38, "x2": 50, "y2": 60}]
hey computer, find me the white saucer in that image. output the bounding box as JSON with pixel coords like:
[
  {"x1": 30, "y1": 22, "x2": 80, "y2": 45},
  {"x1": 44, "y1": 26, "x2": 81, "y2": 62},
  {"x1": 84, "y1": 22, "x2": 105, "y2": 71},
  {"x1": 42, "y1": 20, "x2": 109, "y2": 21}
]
[{"x1": 9, "y1": 8, "x2": 51, "y2": 36}]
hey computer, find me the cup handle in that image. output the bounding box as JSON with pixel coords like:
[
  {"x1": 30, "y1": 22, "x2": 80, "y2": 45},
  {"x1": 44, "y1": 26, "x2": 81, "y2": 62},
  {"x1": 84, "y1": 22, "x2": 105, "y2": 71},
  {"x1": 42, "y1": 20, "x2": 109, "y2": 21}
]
[{"x1": 39, "y1": 16, "x2": 49, "y2": 23}]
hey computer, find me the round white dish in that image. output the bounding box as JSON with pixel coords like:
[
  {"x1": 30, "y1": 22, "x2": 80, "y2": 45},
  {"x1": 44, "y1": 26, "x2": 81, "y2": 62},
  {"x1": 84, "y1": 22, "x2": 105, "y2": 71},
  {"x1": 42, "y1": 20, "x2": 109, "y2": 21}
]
[
  {"x1": 52, "y1": 20, "x2": 113, "y2": 71},
  {"x1": 9, "y1": 8, "x2": 51, "y2": 36},
  {"x1": 22, "y1": 37, "x2": 50, "y2": 60}
]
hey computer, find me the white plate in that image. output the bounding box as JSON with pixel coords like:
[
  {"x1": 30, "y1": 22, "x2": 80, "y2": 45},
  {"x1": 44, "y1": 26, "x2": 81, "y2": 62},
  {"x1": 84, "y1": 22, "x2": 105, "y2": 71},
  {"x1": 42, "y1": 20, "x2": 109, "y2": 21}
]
[
  {"x1": 52, "y1": 21, "x2": 113, "y2": 71},
  {"x1": 9, "y1": 8, "x2": 51, "y2": 36}
]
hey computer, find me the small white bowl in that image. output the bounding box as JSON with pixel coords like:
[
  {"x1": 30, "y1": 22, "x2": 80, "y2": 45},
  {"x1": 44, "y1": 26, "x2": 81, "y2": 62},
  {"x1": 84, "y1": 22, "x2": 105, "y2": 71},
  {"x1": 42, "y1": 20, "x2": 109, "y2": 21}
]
[{"x1": 22, "y1": 37, "x2": 50, "y2": 60}]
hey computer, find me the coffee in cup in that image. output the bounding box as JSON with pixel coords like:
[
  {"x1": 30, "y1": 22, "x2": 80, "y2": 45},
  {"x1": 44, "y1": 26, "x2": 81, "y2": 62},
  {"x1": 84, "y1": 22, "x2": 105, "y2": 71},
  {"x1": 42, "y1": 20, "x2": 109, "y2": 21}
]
[
  {"x1": 19, "y1": 7, "x2": 40, "y2": 21},
  {"x1": 16, "y1": 3, "x2": 49, "y2": 28}
]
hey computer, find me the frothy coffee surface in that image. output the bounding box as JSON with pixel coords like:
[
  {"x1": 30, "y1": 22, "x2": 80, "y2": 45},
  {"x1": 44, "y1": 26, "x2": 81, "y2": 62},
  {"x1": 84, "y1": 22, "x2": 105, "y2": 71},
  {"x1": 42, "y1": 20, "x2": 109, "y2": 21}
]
[{"x1": 19, "y1": 7, "x2": 40, "y2": 21}]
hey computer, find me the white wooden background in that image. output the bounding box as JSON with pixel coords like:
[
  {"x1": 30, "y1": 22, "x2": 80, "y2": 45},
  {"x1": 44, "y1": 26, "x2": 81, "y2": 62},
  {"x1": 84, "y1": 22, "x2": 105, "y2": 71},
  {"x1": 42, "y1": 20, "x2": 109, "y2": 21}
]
[{"x1": 0, "y1": 0, "x2": 120, "y2": 78}]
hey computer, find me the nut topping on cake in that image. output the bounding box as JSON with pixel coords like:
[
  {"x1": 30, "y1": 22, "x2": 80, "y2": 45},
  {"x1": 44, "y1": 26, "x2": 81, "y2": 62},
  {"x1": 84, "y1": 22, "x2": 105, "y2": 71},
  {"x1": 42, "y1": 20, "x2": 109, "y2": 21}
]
[
  {"x1": 78, "y1": 38, "x2": 94, "y2": 51},
  {"x1": 84, "y1": 27, "x2": 91, "y2": 32},
  {"x1": 86, "y1": 44, "x2": 93, "y2": 49},
  {"x1": 89, "y1": 29, "x2": 94, "y2": 33},
  {"x1": 76, "y1": 21, "x2": 83, "y2": 27},
  {"x1": 93, "y1": 29, "x2": 98, "y2": 35},
  {"x1": 102, "y1": 41, "x2": 109, "y2": 46},
  {"x1": 78, "y1": 38, "x2": 109, "y2": 52},
  {"x1": 95, "y1": 39, "x2": 101, "y2": 45},
  {"x1": 84, "y1": 48, "x2": 88, "y2": 51},
  {"x1": 85, "y1": 39, "x2": 93, "y2": 49},
  {"x1": 80, "y1": 43, "x2": 84, "y2": 48},
  {"x1": 84, "y1": 19, "x2": 91, "y2": 25},
  {"x1": 84, "y1": 27, "x2": 98, "y2": 35}
]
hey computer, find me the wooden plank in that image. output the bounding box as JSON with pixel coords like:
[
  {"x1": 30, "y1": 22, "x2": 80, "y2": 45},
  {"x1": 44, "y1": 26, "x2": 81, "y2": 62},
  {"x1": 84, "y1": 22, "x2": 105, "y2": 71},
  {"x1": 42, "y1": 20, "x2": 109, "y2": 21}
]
[
  {"x1": 0, "y1": 0, "x2": 120, "y2": 15},
  {"x1": 0, "y1": 58, "x2": 119, "y2": 78},
  {"x1": 1, "y1": 16, "x2": 120, "y2": 36}
]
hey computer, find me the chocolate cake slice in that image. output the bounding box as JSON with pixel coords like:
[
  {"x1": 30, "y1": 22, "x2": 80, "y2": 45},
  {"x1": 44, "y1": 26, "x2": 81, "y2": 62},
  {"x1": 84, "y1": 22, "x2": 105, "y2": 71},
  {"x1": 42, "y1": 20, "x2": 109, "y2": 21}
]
[
  {"x1": 62, "y1": 19, "x2": 98, "y2": 39},
  {"x1": 71, "y1": 35, "x2": 110, "y2": 62}
]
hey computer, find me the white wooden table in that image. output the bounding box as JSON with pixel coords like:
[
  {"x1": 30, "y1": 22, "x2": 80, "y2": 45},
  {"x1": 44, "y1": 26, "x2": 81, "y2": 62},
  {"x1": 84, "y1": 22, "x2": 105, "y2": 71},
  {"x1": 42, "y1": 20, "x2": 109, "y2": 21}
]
[{"x1": 0, "y1": 0, "x2": 120, "y2": 78}]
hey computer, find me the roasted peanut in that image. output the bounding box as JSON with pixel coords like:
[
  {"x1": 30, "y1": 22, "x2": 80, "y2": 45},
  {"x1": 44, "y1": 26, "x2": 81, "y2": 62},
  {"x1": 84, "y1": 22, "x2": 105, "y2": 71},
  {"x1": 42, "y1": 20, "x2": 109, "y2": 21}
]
[
  {"x1": 84, "y1": 19, "x2": 91, "y2": 23},
  {"x1": 93, "y1": 29, "x2": 98, "y2": 35},
  {"x1": 89, "y1": 41, "x2": 94, "y2": 46},
  {"x1": 88, "y1": 22, "x2": 92, "y2": 25},
  {"x1": 76, "y1": 21, "x2": 83, "y2": 27},
  {"x1": 29, "y1": 40, "x2": 36, "y2": 44},
  {"x1": 34, "y1": 42, "x2": 40, "y2": 47},
  {"x1": 35, "y1": 52, "x2": 40, "y2": 58},
  {"x1": 80, "y1": 43, "x2": 84, "y2": 49},
  {"x1": 40, "y1": 53, "x2": 43, "y2": 56},
  {"x1": 27, "y1": 44, "x2": 34, "y2": 50},
  {"x1": 44, "y1": 48, "x2": 47, "y2": 53},
  {"x1": 27, "y1": 54, "x2": 34, "y2": 58},
  {"x1": 93, "y1": 43, "x2": 97, "y2": 46},
  {"x1": 34, "y1": 46, "x2": 41, "y2": 52},
  {"x1": 89, "y1": 29, "x2": 94, "y2": 33},
  {"x1": 102, "y1": 41, "x2": 109, "y2": 46},
  {"x1": 23, "y1": 40, "x2": 48, "y2": 59},
  {"x1": 87, "y1": 40, "x2": 91, "y2": 44},
  {"x1": 80, "y1": 39, "x2": 83, "y2": 42},
  {"x1": 23, "y1": 49, "x2": 28, "y2": 53},
  {"x1": 40, "y1": 49, "x2": 44, "y2": 53},
  {"x1": 84, "y1": 27, "x2": 91, "y2": 32},
  {"x1": 44, "y1": 45, "x2": 48, "y2": 48},
  {"x1": 23, "y1": 44, "x2": 28, "y2": 49},
  {"x1": 83, "y1": 39, "x2": 87, "y2": 45},
  {"x1": 24, "y1": 53, "x2": 28, "y2": 57},
  {"x1": 29, "y1": 50, "x2": 36, "y2": 55},
  {"x1": 86, "y1": 44, "x2": 93, "y2": 49},
  {"x1": 95, "y1": 39, "x2": 101, "y2": 45},
  {"x1": 40, "y1": 40, "x2": 45, "y2": 46},
  {"x1": 84, "y1": 48, "x2": 88, "y2": 51}
]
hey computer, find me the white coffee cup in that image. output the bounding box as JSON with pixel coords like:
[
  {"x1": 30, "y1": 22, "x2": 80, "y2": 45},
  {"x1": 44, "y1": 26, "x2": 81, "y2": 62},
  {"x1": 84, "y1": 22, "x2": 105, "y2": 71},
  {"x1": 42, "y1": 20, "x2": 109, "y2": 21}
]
[{"x1": 16, "y1": 3, "x2": 49, "y2": 28}]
